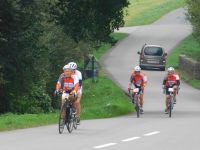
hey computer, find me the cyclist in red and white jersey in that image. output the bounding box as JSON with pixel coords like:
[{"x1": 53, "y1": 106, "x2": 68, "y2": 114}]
[{"x1": 68, "y1": 62, "x2": 82, "y2": 125}]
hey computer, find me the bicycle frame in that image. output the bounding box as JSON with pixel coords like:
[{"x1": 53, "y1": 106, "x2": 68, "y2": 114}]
[
  {"x1": 129, "y1": 88, "x2": 141, "y2": 118},
  {"x1": 168, "y1": 87, "x2": 174, "y2": 117}
]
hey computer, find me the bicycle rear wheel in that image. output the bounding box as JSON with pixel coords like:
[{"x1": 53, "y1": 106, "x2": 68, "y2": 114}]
[{"x1": 59, "y1": 104, "x2": 66, "y2": 134}]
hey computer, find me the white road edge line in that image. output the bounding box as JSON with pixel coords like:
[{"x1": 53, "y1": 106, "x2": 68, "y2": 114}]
[
  {"x1": 121, "y1": 137, "x2": 141, "y2": 142},
  {"x1": 93, "y1": 143, "x2": 117, "y2": 149},
  {"x1": 144, "y1": 131, "x2": 160, "y2": 136}
]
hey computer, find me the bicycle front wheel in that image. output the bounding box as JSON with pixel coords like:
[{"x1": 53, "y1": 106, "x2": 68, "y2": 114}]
[
  {"x1": 169, "y1": 97, "x2": 173, "y2": 118},
  {"x1": 59, "y1": 104, "x2": 66, "y2": 134},
  {"x1": 66, "y1": 108, "x2": 74, "y2": 133},
  {"x1": 73, "y1": 115, "x2": 77, "y2": 130},
  {"x1": 134, "y1": 96, "x2": 140, "y2": 118}
]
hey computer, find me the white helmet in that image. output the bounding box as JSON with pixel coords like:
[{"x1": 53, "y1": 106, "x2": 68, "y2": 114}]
[
  {"x1": 68, "y1": 62, "x2": 77, "y2": 70},
  {"x1": 134, "y1": 66, "x2": 141, "y2": 72},
  {"x1": 167, "y1": 67, "x2": 175, "y2": 73},
  {"x1": 63, "y1": 64, "x2": 71, "y2": 70}
]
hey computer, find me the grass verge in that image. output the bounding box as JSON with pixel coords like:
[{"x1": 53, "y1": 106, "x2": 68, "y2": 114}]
[
  {"x1": 0, "y1": 32, "x2": 131, "y2": 131},
  {"x1": 81, "y1": 76, "x2": 133, "y2": 119},
  {"x1": 125, "y1": 0, "x2": 185, "y2": 26},
  {"x1": 0, "y1": 113, "x2": 58, "y2": 131},
  {"x1": 167, "y1": 34, "x2": 200, "y2": 89}
]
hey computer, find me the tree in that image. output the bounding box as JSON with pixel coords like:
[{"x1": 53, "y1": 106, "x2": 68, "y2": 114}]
[
  {"x1": 52, "y1": 0, "x2": 129, "y2": 42},
  {"x1": 187, "y1": 0, "x2": 200, "y2": 42}
]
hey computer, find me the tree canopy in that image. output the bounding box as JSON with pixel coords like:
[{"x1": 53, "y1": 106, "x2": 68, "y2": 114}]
[
  {"x1": 0, "y1": 0, "x2": 129, "y2": 113},
  {"x1": 187, "y1": 0, "x2": 200, "y2": 42}
]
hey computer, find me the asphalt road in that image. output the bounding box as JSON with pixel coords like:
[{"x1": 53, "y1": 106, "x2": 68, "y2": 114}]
[{"x1": 0, "y1": 8, "x2": 199, "y2": 150}]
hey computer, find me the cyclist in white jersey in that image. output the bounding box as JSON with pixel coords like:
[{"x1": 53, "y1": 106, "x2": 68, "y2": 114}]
[{"x1": 68, "y1": 62, "x2": 82, "y2": 125}]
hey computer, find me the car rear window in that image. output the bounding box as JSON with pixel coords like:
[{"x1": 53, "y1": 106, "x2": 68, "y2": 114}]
[{"x1": 144, "y1": 47, "x2": 163, "y2": 56}]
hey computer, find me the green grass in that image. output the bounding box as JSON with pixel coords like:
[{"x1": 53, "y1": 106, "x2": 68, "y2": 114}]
[
  {"x1": 167, "y1": 34, "x2": 200, "y2": 89},
  {"x1": 0, "y1": 32, "x2": 131, "y2": 131},
  {"x1": 82, "y1": 32, "x2": 132, "y2": 119},
  {"x1": 125, "y1": 0, "x2": 186, "y2": 26},
  {"x1": 93, "y1": 33, "x2": 129, "y2": 59},
  {"x1": 0, "y1": 113, "x2": 58, "y2": 131},
  {"x1": 81, "y1": 76, "x2": 133, "y2": 119},
  {"x1": 167, "y1": 34, "x2": 200, "y2": 68}
]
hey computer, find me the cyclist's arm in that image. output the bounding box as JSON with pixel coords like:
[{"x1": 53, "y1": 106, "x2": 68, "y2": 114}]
[
  {"x1": 176, "y1": 74, "x2": 180, "y2": 86},
  {"x1": 143, "y1": 74, "x2": 147, "y2": 87},
  {"x1": 128, "y1": 75, "x2": 134, "y2": 89},
  {"x1": 78, "y1": 70, "x2": 83, "y2": 87},
  {"x1": 56, "y1": 74, "x2": 63, "y2": 91},
  {"x1": 162, "y1": 77, "x2": 167, "y2": 86},
  {"x1": 72, "y1": 75, "x2": 80, "y2": 93}
]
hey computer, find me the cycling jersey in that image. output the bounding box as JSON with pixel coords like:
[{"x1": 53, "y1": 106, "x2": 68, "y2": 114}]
[
  {"x1": 56, "y1": 73, "x2": 79, "y2": 93},
  {"x1": 163, "y1": 74, "x2": 177, "y2": 88},
  {"x1": 74, "y1": 70, "x2": 82, "y2": 86},
  {"x1": 130, "y1": 72, "x2": 147, "y2": 88}
]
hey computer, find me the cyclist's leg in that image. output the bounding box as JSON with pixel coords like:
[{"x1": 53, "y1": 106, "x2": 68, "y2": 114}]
[
  {"x1": 61, "y1": 93, "x2": 67, "y2": 118},
  {"x1": 139, "y1": 88, "x2": 144, "y2": 108},
  {"x1": 74, "y1": 92, "x2": 81, "y2": 118},
  {"x1": 173, "y1": 86, "x2": 177, "y2": 103}
]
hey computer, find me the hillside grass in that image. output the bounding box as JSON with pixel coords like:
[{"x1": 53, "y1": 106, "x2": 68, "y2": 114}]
[
  {"x1": 167, "y1": 34, "x2": 200, "y2": 89},
  {"x1": 125, "y1": 0, "x2": 185, "y2": 26}
]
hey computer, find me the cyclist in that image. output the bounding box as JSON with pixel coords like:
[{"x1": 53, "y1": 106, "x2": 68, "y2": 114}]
[
  {"x1": 162, "y1": 67, "x2": 180, "y2": 114},
  {"x1": 55, "y1": 64, "x2": 79, "y2": 117},
  {"x1": 128, "y1": 66, "x2": 147, "y2": 114},
  {"x1": 68, "y1": 62, "x2": 82, "y2": 125}
]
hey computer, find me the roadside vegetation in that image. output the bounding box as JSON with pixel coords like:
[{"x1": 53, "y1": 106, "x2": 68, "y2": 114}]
[
  {"x1": 125, "y1": 0, "x2": 185, "y2": 26},
  {"x1": 166, "y1": 0, "x2": 200, "y2": 89},
  {"x1": 0, "y1": 0, "x2": 129, "y2": 114},
  {"x1": 0, "y1": 75, "x2": 133, "y2": 131},
  {"x1": 167, "y1": 34, "x2": 200, "y2": 89},
  {"x1": 0, "y1": 33, "x2": 132, "y2": 131}
]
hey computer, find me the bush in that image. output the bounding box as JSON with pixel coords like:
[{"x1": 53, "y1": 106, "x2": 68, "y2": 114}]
[
  {"x1": 28, "y1": 85, "x2": 52, "y2": 114},
  {"x1": 187, "y1": 0, "x2": 200, "y2": 42},
  {"x1": 9, "y1": 84, "x2": 52, "y2": 114}
]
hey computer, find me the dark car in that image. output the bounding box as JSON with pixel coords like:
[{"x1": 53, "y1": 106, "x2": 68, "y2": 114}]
[{"x1": 137, "y1": 44, "x2": 167, "y2": 71}]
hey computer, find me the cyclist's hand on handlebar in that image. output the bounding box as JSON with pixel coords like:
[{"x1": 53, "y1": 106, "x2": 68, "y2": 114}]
[
  {"x1": 54, "y1": 90, "x2": 59, "y2": 96},
  {"x1": 128, "y1": 87, "x2": 131, "y2": 93},
  {"x1": 70, "y1": 90, "x2": 77, "y2": 97},
  {"x1": 54, "y1": 89, "x2": 62, "y2": 96}
]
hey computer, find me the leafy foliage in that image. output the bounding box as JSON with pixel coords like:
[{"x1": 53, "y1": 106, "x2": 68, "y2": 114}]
[
  {"x1": 52, "y1": 0, "x2": 129, "y2": 42},
  {"x1": 0, "y1": 0, "x2": 129, "y2": 113},
  {"x1": 187, "y1": 0, "x2": 200, "y2": 42}
]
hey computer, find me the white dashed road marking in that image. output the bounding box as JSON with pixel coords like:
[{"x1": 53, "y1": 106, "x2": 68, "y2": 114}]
[
  {"x1": 93, "y1": 131, "x2": 160, "y2": 149},
  {"x1": 94, "y1": 143, "x2": 117, "y2": 149},
  {"x1": 121, "y1": 137, "x2": 141, "y2": 142},
  {"x1": 144, "y1": 131, "x2": 160, "y2": 136}
]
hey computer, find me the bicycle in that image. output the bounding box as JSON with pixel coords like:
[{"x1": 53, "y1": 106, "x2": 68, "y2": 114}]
[
  {"x1": 58, "y1": 92, "x2": 78, "y2": 134},
  {"x1": 168, "y1": 87, "x2": 175, "y2": 118},
  {"x1": 129, "y1": 88, "x2": 142, "y2": 118}
]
